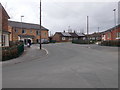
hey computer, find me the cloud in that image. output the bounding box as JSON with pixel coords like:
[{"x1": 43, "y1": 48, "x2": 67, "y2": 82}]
[{"x1": 0, "y1": 0, "x2": 119, "y2": 34}]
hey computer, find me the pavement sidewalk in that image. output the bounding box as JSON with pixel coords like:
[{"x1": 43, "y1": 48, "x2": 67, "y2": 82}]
[{"x1": 2, "y1": 45, "x2": 47, "y2": 66}]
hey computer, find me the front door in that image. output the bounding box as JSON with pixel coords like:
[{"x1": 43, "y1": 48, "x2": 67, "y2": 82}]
[{"x1": 24, "y1": 39, "x2": 27, "y2": 45}]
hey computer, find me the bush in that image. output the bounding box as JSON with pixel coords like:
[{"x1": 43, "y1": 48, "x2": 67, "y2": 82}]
[
  {"x1": 49, "y1": 40, "x2": 56, "y2": 43},
  {"x1": 72, "y1": 40, "x2": 95, "y2": 44},
  {"x1": 100, "y1": 40, "x2": 120, "y2": 47},
  {"x1": 9, "y1": 40, "x2": 24, "y2": 47},
  {"x1": 42, "y1": 41, "x2": 49, "y2": 44},
  {"x1": 2, "y1": 42, "x2": 24, "y2": 61}
]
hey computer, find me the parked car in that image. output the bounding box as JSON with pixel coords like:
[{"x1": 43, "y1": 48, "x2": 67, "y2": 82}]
[{"x1": 41, "y1": 39, "x2": 49, "y2": 44}]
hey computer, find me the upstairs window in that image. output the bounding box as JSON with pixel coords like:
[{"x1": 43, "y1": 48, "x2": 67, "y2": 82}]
[
  {"x1": 36, "y1": 31, "x2": 39, "y2": 35},
  {"x1": 45, "y1": 33, "x2": 46, "y2": 36},
  {"x1": 30, "y1": 30, "x2": 33, "y2": 33},
  {"x1": 22, "y1": 30, "x2": 26, "y2": 34}
]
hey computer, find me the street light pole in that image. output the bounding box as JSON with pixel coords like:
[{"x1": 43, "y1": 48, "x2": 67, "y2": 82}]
[
  {"x1": 21, "y1": 16, "x2": 24, "y2": 31},
  {"x1": 39, "y1": 0, "x2": 42, "y2": 50},
  {"x1": 113, "y1": 9, "x2": 117, "y2": 40},
  {"x1": 113, "y1": 9, "x2": 117, "y2": 28},
  {"x1": 21, "y1": 16, "x2": 24, "y2": 41}
]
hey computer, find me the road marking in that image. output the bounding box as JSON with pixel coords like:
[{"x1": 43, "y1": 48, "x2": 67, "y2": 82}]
[{"x1": 42, "y1": 48, "x2": 49, "y2": 55}]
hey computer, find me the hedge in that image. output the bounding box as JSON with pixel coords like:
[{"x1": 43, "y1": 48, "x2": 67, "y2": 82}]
[
  {"x1": 100, "y1": 40, "x2": 120, "y2": 47},
  {"x1": 72, "y1": 40, "x2": 95, "y2": 44},
  {"x1": 2, "y1": 42, "x2": 24, "y2": 61},
  {"x1": 49, "y1": 40, "x2": 56, "y2": 43}
]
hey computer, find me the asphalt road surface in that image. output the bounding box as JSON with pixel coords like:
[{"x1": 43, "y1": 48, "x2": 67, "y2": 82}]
[{"x1": 2, "y1": 43, "x2": 118, "y2": 88}]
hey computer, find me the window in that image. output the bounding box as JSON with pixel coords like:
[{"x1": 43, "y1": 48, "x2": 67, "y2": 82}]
[
  {"x1": 62, "y1": 37, "x2": 66, "y2": 40},
  {"x1": 92, "y1": 37, "x2": 95, "y2": 40},
  {"x1": 44, "y1": 32, "x2": 46, "y2": 36},
  {"x1": 1, "y1": 35, "x2": 5, "y2": 46},
  {"x1": 74, "y1": 38, "x2": 78, "y2": 40},
  {"x1": 30, "y1": 30, "x2": 32, "y2": 33},
  {"x1": 69, "y1": 38, "x2": 72, "y2": 40},
  {"x1": 107, "y1": 33, "x2": 111, "y2": 39},
  {"x1": 36, "y1": 31, "x2": 39, "y2": 35},
  {"x1": 22, "y1": 30, "x2": 26, "y2": 34},
  {"x1": 14, "y1": 29, "x2": 18, "y2": 33},
  {"x1": 116, "y1": 32, "x2": 120, "y2": 39}
]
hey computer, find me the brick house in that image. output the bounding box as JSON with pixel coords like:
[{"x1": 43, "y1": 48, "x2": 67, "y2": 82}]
[
  {"x1": 102, "y1": 24, "x2": 120, "y2": 41},
  {"x1": 52, "y1": 31, "x2": 85, "y2": 42},
  {"x1": 87, "y1": 32, "x2": 103, "y2": 41},
  {"x1": 52, "y1": 32, "x2": 71, "y2": 42},
  {"x1": 8, "y1": 21, "x2": 49, "y2": 44},
  {"x1": 0, "y1": 3, "x2": 10, "y2": 47}
]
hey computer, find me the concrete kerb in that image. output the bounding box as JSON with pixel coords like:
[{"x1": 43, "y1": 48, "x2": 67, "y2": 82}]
[{"x1": 42, "y1": 48, "x2": 49, "y2": 55}]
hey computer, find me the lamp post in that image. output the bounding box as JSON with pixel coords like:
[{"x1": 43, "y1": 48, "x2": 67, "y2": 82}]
[
  {"x1": 113, "y1": 9, "x2": 116, "y2": 27},
  {"x1": 21, "y1": 15, "x2": 24, "y2": 31},
  {"x1": 113, "y1": 9, "x2": 117, "y2": 39},
  {"x1": 20, "y1": 15, "x2": 24, "y2": 43}
]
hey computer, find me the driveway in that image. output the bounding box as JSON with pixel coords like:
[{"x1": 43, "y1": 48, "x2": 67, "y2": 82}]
[{"x1": 2, "y1": 43, "x2": 118, "y2": 88}]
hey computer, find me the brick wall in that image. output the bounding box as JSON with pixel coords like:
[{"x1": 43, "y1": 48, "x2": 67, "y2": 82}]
[
  {"x1": 0, "y1": 4, "x2": 2, "y2": 31},
  {"x1": 0, "y1": 4, "x2": 2, "y2": 46},
  {"x1": 0, "y1": 3, "x2": 10, "y2": 47},
  {"x1": 2, "y1": 8, "x2": 9, "y2": 31},
  {"x1": 52, "y1": 33, "x2": 62, "y2": 42}
]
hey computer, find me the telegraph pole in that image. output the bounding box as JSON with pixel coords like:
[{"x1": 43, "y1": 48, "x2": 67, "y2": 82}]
[
  {"x1": 87, "y1": 16, "x2": 89, "y2": 44},
  {"x1": 39, "y1": 0, "x2": 42, "y2": 50}
]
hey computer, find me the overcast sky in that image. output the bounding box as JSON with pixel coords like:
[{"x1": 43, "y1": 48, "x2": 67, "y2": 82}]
[{"x1": 0, "y1": 0, "x2": 119, "y2": 34}]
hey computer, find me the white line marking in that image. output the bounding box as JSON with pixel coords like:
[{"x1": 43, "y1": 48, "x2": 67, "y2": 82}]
[{"x1": 42, "y1": 48, "x2": 49, "y2": 55}]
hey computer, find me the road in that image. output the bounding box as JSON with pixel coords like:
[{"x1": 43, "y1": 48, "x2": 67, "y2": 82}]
[{"x1": 2, "y1": 43, "x2": 118, "y2": 88}]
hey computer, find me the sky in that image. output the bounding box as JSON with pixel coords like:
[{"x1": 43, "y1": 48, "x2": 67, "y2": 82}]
[{"x1": 0, "y1": 0, "x2": 119, "y2": 35}]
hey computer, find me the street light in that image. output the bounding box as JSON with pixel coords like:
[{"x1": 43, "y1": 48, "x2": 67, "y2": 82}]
[
  {"x1": 21, "y1": 15, "x2": 24, "y2": 31},
  {"x1": 113, "y1": 9, "x2": 117, "y2": 39},
  {"x1": 21, "y1": 15, "x2": 24, "y2": 43},
  {"x1": 113, "y1": 9, "x2": 116, "y2": 27}
]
